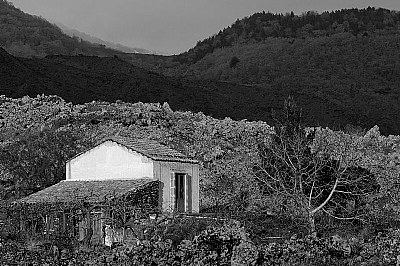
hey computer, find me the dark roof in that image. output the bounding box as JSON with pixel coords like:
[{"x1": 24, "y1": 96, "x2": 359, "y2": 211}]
[
  {"x1": 16, "y1": 178, "x2": 157, "y2": 204},
  {"x1": 68, "y1": 136, "x2": 198, "y2": 163}
]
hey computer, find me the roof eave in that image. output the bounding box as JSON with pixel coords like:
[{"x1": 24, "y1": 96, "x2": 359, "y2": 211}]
[
  {"x1": 66, "y1": 137, "x2": 197, "y2": 164},
  {"x1": 151, "y1": 157, "x2": 199, "y2": 164}
]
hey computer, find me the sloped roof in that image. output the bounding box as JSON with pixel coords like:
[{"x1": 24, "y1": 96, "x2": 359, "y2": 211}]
[
  {"x1": 16, "y1": 178, "x2": 157, "y2": 204},
  {"x1": 68, "y1": 136, "x2": 198, "y2": 163}
]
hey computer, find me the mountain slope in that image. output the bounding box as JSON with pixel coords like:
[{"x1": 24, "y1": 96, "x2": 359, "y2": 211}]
[
  {"x1": 0, "y1": 47, "x2": 47, "y2": 94},
  {"x1": 122, "y1": 8, "x2": 400, "y2": 135},
  {"x1": 178, "y1": 7, "x2": 400, "y2": 64},
  {"x1": 54, "y1": 22, "x2": 156, "y2": 54},
  {"x1": 0, "y1": 48, "x2": 276, "y2": 122},
  {"x1": 0, "y1": 0, "x2": 124, "y2": 57},
  {"x1": 182, "y1": 35, "x2": 400, "y2": 134},
  {"x1": 1, "y1": 48, "x2": 399, "y2": 134}
]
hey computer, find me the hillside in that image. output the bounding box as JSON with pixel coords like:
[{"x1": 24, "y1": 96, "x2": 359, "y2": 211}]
[
  {"x1": 0, "y1": 47, "x2": 45, "y2": 92},
  {"x1": 0, "y1": 48, "x2": 278, "y2": 123},
  {"x1": 178, "y1": 7, "x2": 400, "y2": 64},
  {"x1": 0, "y1": 0, "x2": 125, "y2": 57},
  {"x1": 181, "y1": 34, "x2": 400, "y2": 135},
  {"x1": 3, "y1": 47, "x2": 398, "y2": 134},
  {"x1": 122, "y1": 8, "x2": 400, "y2": 135},
  {"x1": 54, "y1": 22, "x2": 156, "y2": 55}
]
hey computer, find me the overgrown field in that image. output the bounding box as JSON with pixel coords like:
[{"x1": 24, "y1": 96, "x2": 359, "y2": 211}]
[{"x1": 1, "y1": 95, "x2": 400, "y2": 265}]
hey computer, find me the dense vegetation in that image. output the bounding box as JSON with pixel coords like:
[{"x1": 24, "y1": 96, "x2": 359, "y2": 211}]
[
  {"x1": 180, "y1": 34, "x2": 400, "y2": 135},
  {"x1": 178, "y1": 7, "x2": 400, "y2": 64},
  {"x1": 0, "y1": 95, "x2": 400, "y2": 265},
  {"x1": 0, "y1": 0, "x2": 124, "y2": 57},
  {"x1": 124, "y1": 8, "x2": 400, "y2": 135},
  {"x1": 0, "y1": 95, "x2": 271, "y2": 204},
  {"x1": 4, "y1": 222, "x2": 400, "y2": 265},
  {"x1": 0, "y1": 95, "x2": 399, "y2": 218},
  {"x1": 1, "y1": 46, "x2": 400, "y2": 135}
]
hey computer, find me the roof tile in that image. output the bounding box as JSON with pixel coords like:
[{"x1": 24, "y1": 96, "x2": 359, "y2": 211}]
[
  {"x1": 16, "y1": 178, "x2": 156, "y2": 204},
  {"x1": 104, "y1": 136, "x2": 198, "y2": 163}
]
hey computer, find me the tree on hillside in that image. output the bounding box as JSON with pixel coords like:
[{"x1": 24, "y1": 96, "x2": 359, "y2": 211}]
[{"x1": 253, "y1": 96, "x2": 379, "y2": 233}]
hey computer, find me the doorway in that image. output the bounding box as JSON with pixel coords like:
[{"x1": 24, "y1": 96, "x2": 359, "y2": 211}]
[{"x1": 175, "y1": 173, "x2": 186, "y2": 212}]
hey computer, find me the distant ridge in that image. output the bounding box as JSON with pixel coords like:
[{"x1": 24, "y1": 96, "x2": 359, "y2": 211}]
[
  {"x1": 54, "y1": 21, "x2": 161, "y2": 55},
  {"x1": 0, "y1": 0, "x2": 125, "y2": 57},
  {"x1": 178, "y1": 7, "x2": 400, "y2": 63}
]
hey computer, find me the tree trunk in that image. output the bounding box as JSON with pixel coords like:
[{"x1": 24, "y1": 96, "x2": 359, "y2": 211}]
[{"x1": 308, "y1": 212, "x2": 316, "y2": 234}]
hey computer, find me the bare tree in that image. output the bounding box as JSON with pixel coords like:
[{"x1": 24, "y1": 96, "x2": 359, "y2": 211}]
[{"x1": 254, "y1": 97, "x2": 379, "y2": 233}]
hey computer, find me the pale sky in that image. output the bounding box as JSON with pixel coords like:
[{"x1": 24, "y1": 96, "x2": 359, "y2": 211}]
[{"x1": 11, "y1": 0, "x2": 400, "y2": 55}]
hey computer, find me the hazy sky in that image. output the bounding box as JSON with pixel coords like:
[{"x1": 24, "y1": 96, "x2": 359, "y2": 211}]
[{"x1": 11, "y1": 0, "x2": 400, "y2": 54}]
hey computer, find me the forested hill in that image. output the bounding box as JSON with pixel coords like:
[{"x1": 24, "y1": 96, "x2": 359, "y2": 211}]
[
  {"x1": 0, "y1": 0, "x2": 124, "y2": 57},
  {"x1": 178, "y1": 7, "x2": 400, "y2": 63},
  {"x1": 123, "y1": 7, "x2": 400, "y2": 135}
]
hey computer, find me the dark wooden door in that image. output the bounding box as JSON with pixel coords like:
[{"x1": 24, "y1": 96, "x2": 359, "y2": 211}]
[{"x1": 175, "y1": 173, "x2": 185, "y2": 212}]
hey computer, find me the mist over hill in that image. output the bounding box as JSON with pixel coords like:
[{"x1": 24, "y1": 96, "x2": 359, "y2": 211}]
[
  {"x1": 0, "y1": 0, "x2": 126, "y2": 57},
  {"x1": 54, "y1": 22, "x2": 158, "y2": 55}
]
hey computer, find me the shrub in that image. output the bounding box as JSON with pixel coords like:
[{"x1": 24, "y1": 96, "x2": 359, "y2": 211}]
[
  {"x1": 359, "y1": 229, "x2": 400, "y2": 265},
  {"x1": 4, "y1": 219, "x2": 400, "y2": 265}
]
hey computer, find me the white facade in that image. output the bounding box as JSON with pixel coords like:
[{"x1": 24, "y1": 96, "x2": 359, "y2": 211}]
[
  {"x1": 64, "y1": 139, "x2": 200, "y2": 213},
  {"x1": 66, "y1": 141, "x2": 154, "y2": 181}
]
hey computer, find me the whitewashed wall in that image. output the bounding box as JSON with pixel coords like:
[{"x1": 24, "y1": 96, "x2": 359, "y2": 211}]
[{"x1": 66, "y1": 141, "x2": 154, "y2": 180}]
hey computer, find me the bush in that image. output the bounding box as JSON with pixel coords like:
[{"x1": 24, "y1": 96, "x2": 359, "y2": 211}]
[
  {"x1": 183, "y1": 221, "x2": 254, "y2": 265},
  {"x1": 3, "y1": 220, "x2": 400, "y2": 265},
  {"x1": 359, "y1": 229, "x2": 400, "y2": 265},
  {"x1": 259, "y1": 233, "x2": 355, "y2": 265},
  {"x1": 150, "y1": 215, "x2": 212, "y2": 246}
]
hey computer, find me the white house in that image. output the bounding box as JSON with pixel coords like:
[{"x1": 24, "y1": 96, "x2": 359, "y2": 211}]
[
  {"x1": 17, "y1": 136, "x2": 200, "y2": 244},
  {"x1": 65, "y1": 136, "x2": 200, "y2": 213}
]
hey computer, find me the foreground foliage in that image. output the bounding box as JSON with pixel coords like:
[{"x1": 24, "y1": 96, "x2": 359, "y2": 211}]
[{"x1": 3, "y1": 222, "x2": 400, "y2": 265}]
